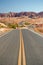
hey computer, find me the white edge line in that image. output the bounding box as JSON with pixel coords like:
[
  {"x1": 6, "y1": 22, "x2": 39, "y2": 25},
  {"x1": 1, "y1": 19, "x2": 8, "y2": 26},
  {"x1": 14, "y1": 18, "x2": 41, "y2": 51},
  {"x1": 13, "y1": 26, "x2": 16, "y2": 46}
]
[
  {"x1": 0, "y1": 29, "x2": 14, "y2": 38},
  {"x1": 21, "y1": 28, "x2": 43, "y2": 38},
  {"x1": 28, "y1": 29, "x2": 43, "y2": 38}
]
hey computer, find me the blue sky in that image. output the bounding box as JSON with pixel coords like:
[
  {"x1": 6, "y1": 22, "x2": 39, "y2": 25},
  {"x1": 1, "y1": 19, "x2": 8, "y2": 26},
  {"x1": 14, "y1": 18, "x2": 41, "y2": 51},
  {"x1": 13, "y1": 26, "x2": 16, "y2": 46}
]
[{"x1": 0, "y1": 0, "x2": 43, "y2": 13}]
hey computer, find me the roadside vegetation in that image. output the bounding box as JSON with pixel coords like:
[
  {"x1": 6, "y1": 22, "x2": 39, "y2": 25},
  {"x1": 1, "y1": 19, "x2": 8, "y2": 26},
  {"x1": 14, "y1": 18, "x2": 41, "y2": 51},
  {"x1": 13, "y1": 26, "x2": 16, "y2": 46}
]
[
  {"x1": 8, "y1": 23, "x2": 19, "y2": 29},
  {"x1": 24, "y1": 22, "x2": 30, "y2": 25}
]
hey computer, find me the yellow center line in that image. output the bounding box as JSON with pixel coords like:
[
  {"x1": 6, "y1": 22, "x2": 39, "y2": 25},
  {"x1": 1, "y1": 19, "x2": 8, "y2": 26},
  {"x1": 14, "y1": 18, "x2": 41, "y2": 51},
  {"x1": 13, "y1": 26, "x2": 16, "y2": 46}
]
[
  {"x1": 18, "y1": 30, "x2": 26, "y2": 65},
  {"x1": 18, "y1": 30, "x2": 21, "y2": 65},
  {"x1": 21, "y1": 31, "x2": 26, "y2": 65}
]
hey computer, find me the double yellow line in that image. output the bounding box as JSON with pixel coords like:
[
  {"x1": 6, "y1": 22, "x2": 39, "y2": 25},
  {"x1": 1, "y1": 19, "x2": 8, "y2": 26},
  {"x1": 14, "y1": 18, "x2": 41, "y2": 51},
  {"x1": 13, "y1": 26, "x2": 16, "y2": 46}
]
[{"x1": 18, "y1": 30, "x2": 26, "y2": 65}]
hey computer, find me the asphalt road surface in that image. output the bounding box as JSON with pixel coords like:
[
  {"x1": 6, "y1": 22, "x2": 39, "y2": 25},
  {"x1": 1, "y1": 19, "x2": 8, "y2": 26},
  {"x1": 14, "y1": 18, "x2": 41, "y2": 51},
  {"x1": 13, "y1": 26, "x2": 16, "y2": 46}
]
[
  {"x1": 0, "y1": 30, "x2": 20, "y2": 65},
  {"x1": 22, "y1": 29, "x2": 43, "y2": 65},
  {"x1": 0, "y1": 29, "x2": 43, "y2": 65}
]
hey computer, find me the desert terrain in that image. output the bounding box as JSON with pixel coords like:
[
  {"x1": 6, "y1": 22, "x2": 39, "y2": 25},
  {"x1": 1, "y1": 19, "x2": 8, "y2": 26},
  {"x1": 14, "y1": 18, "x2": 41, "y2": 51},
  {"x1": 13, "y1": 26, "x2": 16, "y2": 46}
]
[{"x1": 0, "y1": 12, "x2": 43, "y2": 35}]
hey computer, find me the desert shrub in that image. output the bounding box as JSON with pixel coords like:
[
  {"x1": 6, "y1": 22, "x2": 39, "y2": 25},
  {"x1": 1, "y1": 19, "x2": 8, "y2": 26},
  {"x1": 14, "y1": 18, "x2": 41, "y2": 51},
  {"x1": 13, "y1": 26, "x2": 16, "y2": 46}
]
[
  {"x1": 25, "y1": 22, "x2": 30, "y2": 25},
  {"x1": 8, "y1": 23, "x2": 18, "y2": 29},
  {"x1": 15, "y1": 23, "x2": 18, "y2": 27}
]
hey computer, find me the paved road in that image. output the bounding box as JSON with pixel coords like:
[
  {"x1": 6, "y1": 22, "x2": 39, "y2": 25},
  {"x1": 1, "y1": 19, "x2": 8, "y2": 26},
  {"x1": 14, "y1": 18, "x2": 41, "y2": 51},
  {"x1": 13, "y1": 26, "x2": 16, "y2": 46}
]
[
  {"x1": 0, "y1": 30, "x2": 20, "y2": 65},
  {"x1": 22, "y1": 29, "x2": 43, "y2": 65}
]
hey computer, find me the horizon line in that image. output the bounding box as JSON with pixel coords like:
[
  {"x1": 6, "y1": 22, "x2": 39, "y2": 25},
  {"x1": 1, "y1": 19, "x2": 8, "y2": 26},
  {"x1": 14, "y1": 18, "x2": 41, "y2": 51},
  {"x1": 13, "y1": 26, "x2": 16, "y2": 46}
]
[{"x1": 0, "y1": 11, "x2": 43, "y2": 13}]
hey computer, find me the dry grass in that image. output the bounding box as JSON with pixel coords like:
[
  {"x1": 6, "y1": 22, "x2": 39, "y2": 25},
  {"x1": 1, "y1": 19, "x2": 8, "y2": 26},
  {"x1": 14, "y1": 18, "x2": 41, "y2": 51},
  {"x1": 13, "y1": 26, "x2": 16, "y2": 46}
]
[
  {"x1": 0, "y1": 17, "x2": 36, "y2": 24},
  {"x1": 0, "y1": 17, "x2": 43, "y2": 30},
  {"x1": 34, "y1": 27, "x2": 43, "y2": 34}
]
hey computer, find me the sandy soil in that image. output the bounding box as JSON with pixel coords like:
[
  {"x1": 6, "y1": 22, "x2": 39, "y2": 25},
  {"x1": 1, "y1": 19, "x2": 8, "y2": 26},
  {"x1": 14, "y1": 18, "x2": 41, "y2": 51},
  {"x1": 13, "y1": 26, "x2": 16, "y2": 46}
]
[{"x1": 0, "y1": 28, "x2": 11, "y2": 35}]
